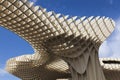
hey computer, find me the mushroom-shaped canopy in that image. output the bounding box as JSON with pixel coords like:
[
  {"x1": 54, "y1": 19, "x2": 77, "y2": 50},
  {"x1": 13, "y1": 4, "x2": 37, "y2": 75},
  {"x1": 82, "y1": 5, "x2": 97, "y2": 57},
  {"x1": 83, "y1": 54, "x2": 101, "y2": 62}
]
[{"x1": 0, "y1": 0, "x2": 115, "y2": 80}]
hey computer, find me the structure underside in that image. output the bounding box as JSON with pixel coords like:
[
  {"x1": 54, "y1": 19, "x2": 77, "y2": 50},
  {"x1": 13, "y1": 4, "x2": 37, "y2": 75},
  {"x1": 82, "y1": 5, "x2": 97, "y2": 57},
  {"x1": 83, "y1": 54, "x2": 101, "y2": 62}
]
[
  {"x1": 0, "y1": 0, "x2": 115, "y2": 80},
  {"x1": 6, "y1": 56, "x2": 120, "y2": 80}
]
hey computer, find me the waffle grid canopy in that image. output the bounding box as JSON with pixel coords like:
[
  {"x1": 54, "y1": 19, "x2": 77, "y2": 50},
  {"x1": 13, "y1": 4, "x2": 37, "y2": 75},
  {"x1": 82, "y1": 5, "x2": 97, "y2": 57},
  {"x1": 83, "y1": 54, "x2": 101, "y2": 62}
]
[{"x1": 0, "y1": 0, "x2": 115, "y2": 80}]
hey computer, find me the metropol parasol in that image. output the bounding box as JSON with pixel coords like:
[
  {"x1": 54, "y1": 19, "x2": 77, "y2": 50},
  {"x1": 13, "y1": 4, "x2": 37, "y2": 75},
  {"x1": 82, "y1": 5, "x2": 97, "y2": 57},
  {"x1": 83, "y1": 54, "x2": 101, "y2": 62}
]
[{"x1": 0, "y1": 0, "x2": 120, "y2": 80}]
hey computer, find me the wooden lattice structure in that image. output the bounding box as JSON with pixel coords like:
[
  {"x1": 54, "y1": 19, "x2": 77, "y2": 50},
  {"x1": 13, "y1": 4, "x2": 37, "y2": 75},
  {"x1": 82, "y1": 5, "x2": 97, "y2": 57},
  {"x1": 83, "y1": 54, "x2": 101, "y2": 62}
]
[{"x1": 0, "y1": 0, "x2": 115, "y2": 80}]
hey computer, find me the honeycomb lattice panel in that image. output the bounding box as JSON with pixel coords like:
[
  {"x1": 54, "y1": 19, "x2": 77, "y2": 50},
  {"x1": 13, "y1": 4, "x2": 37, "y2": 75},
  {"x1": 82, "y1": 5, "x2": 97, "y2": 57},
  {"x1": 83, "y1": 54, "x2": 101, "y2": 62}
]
[
  {"x1": 0, "y1": 0, "x2": 115, "y2": 52},
  {"x1": 0, "y1": 0, "x2": 115, "y2": 80}
]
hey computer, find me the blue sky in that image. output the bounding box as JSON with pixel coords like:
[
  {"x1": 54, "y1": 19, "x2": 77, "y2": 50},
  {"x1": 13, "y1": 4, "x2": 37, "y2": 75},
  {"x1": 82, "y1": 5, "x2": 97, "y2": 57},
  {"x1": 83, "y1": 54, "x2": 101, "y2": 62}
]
[{"x1": 0, "y1": 0, "x2": 120, "y2": 79}]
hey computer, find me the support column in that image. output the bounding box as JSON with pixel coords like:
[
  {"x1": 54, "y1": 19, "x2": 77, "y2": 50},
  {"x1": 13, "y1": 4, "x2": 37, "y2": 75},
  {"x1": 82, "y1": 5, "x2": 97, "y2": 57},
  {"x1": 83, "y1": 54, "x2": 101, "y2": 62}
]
[{"x1": 63, "y1": 48, "x2": 106, "y2": 80}]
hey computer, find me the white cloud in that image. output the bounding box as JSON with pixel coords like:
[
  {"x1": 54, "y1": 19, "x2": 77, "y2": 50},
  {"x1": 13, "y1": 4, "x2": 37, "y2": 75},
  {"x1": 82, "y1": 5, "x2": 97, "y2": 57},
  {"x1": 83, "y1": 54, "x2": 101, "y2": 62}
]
[
  {"x1": 0, "y1": 67, "x2": 19, "y2": 80},
  {"x1": 108, "y1": 17, "x2": 120, "y2": 58},
  {"x1": 116, "y1": 17, "x2": 120, "y2": 32},
  {"x1": 99, "y1": 41, "x2": 113, "y2": 58},
  {"x1": 0, "y1": 64, "x2": 8, "y2": 77},
  {"x1": 29, "y1": 0, "x2": 38, "y2": 3},
  {"x1": 0, "y1": 68, "x2": 7, "y2": 77},
  {"x1": 99, "y1": 17, "x2": 120, "y2": 58}
]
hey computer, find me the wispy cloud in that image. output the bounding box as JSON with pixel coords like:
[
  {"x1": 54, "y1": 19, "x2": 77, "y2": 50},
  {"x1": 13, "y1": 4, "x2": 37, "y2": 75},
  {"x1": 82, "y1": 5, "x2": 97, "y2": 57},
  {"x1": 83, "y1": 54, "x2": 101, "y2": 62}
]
[
  {"x1": 0, "y1": 64, "x2": 8, "y2": 77},
  {"x1": 99, "y1": 17, "x2": 120, "y2": 58},
  {"x1": 99, "y1": 41, "x2": 113, "y2": 57},
  {"x1": 0, "y1": 67, "x2": 19, "y2": 80},
  {"x1": 109, "y1": 0, "x2": 113, "y2": 5},
  {"x1": 0, "y1": 68, "x2": 7, "y2": 77},
  {"x1": 29, "y1": 0, "x2": 38, "y2": 3},
  {"x1": 106, "y1": 0, "x2": 113, "y2": 5},
  {"x1": 115, "y1": 17, "x2": 120, "y2": 33},
  {"x1": 108, "y1": 17, "x2": 120, "y2": 57}
]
